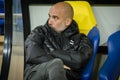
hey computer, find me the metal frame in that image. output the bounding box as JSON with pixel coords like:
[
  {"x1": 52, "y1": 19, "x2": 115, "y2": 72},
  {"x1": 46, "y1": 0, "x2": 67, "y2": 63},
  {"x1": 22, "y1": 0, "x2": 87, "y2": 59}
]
[{"x1": 0, "y1": 0, "x2": 13, "y2": 80}]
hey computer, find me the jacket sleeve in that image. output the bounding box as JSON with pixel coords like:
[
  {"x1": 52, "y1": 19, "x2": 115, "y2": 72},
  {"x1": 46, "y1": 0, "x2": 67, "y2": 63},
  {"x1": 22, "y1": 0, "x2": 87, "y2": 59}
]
[
  {"x1": 25, "y1": 26, "x2": 54, "y2": 65},
  {"x1": 50, "y1": 34, "x2": 93, "y2": 70}
]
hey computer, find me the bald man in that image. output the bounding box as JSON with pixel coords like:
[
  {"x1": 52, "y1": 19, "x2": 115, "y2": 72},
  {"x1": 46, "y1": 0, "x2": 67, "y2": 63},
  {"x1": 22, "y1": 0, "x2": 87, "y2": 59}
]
[{"x1": 25, "y1": 2, "x2": 93, "y2": 80}]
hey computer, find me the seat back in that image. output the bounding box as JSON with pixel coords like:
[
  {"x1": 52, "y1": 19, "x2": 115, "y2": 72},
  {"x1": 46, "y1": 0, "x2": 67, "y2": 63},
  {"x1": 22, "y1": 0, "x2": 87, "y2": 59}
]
[
  {"x1": 108, "y1": 31, "x2": 120, "y2": 79},
  {"x1": 65, "y1": 1, "x2": 100, "y2": 80},
  {"x1": 65, "y1": 1, "x2": 97, "y2": 35},
  {"x1": 108, "y1": 31, "x2": 120, "y2": 58},
  {"x1": 81, "y1": 27, "x2": 100, "y2": 80},
  {"x1": 99, "y1": 31, "x2": 120, "y2": 80},
  {"x1": 88, "y1": 27, "x2": 100, "y2": 56}
]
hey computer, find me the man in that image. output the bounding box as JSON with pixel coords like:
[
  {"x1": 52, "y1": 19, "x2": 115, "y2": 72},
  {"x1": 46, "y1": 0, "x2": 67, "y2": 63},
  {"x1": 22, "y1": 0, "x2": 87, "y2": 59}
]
[{"x1": 24, "y1": 2, "x2": 93, "y2": 80}]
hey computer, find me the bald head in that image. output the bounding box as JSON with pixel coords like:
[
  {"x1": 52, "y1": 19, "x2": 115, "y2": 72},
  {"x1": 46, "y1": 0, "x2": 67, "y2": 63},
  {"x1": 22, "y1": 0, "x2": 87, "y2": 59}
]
[
  {"x1": 48, "y1": 2, "x2": 74, "y2": 33},
  {"x1": 51, "y1": 2, "x2": 74, "y2": 19}
]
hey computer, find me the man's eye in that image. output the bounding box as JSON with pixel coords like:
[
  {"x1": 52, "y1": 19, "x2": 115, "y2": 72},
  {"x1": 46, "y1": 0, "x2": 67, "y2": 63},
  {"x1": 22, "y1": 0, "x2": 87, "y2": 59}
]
[{"x1": 53, "y1": 16, "x2": 59, "y2": 20}]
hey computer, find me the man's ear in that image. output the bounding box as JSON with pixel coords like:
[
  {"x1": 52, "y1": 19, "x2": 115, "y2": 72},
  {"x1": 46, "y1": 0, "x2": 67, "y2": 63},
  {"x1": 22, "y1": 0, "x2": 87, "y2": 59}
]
[{"x1": 65, "y1": 18, "x2": 72, "y2": 26}]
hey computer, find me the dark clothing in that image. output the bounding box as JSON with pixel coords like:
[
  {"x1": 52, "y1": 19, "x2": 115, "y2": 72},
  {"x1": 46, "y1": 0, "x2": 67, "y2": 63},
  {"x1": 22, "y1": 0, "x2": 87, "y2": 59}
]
[
  {"x1": 25, "y1": 59, "x2": 67, "y2": 80},
  {"x1": 25, "y1": 20, "x2": 93, "y2": 80}
]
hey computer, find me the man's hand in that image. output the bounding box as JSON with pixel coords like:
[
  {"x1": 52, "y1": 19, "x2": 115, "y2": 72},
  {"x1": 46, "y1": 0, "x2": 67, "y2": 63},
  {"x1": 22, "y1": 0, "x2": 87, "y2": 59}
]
[{"x1": 64, "y1": 65, "x2": 71, "y2": 70}]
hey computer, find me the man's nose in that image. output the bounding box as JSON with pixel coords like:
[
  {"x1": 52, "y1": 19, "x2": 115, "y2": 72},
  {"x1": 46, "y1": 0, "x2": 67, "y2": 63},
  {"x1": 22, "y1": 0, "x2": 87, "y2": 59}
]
[{"x1": 48, "y1": 18, "x2": 53, "y2": 25}]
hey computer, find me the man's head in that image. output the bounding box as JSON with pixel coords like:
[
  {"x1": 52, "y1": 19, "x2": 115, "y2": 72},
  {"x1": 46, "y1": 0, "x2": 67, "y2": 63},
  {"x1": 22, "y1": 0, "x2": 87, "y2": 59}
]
[{"x1": 48, "y1": 2, "x2": 74, "y2": 33}]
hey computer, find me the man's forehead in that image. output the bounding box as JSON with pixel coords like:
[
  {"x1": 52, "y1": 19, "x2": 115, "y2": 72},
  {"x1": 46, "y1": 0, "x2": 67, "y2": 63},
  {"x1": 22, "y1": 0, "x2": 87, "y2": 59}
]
[
  {"x1": 50, "y1": 5, "x2": 63, "y2": 12},
  {"x1": 49, "y1": 6, "x2": 63, "y2": 16}
]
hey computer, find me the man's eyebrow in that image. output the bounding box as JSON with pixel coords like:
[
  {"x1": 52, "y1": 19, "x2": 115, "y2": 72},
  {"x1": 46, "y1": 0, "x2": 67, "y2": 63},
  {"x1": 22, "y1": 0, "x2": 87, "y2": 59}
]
[
  {"x1": 48, "y1": 14, "x2": 59, "y2": 19},
  {"x1": 53, "y1": 15, "x2": 59, "y2": 18}
]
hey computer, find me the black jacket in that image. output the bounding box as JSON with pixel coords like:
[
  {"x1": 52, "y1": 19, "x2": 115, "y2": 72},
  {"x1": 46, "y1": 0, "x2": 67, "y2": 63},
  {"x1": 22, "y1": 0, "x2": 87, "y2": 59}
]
[{"x1": 25, "y1": 20, "x2": 93, "y2": 79}]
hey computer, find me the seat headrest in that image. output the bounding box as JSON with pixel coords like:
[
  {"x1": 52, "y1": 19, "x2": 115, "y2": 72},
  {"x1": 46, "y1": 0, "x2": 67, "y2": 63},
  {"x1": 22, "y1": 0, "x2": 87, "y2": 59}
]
[{"x1": 65, "y1": 1, "x2": 97, "y2": 35}]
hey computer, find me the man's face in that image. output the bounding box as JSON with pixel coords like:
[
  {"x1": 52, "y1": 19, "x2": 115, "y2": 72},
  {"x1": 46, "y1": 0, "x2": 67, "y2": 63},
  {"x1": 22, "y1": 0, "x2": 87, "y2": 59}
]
[{"x1": 48, "y1": 6, "x2": 68, "y2": 33}]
